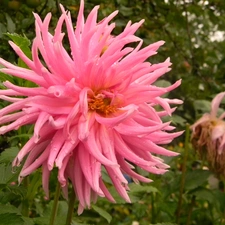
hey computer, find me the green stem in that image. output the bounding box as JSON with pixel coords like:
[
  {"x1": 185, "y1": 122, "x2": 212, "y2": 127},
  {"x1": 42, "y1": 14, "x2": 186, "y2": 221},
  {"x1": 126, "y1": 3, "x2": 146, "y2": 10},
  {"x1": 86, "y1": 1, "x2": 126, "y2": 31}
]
[
  {"x1": 186, "y1": 195, "x2": 195, "y2": 225},
  {"x1": 49, "y1": 182, "x2": 61, "y2": 225},
  {"x1": 21, "y1": 177, "x2": 30, "y2": 217},
  {"x1": 151, "y1": 192, "x2": 155, "y2": 224},
  {"x1": 65, "y1": 188, "x2": 76, "y2": 225},
  {"x1": 176, "y1": 124, "x2": 190, "y2": 224}
]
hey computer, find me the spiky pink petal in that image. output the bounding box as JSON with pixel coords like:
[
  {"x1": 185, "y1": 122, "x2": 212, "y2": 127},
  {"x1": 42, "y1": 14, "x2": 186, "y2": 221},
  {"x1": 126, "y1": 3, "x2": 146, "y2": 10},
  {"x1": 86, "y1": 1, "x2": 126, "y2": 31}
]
[{"x1": 0, "y1": 0, "x2": 182, "y2": 213}]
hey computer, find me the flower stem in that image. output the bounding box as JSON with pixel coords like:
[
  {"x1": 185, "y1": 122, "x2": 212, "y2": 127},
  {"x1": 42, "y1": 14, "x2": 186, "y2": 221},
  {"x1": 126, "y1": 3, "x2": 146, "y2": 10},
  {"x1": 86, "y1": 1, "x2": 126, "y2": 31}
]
[
  {"x1": 65, "y1": 188, "x2": 76, "y2": 225},
  {"x1": 176, "y1": 124, "x2": 190, "y2": 224},
  {"x1": 21, "y1": 177, "x2": 29, "y2": 217},
  {"x1": 49, "y1": 182, "x2": 61, "y2": 225}
]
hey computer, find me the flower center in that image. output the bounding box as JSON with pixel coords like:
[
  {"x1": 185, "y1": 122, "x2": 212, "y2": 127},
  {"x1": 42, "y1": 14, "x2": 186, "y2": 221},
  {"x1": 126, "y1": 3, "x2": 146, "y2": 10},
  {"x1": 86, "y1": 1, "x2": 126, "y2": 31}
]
[{"x1": 88, "y1": 96, "x2": 117, "y2": 115}]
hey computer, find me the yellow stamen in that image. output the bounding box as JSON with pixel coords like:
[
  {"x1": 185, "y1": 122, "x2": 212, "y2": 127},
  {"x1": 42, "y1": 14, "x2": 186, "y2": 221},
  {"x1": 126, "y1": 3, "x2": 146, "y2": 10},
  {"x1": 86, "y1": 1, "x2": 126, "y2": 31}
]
[{"x1": 88, "y1": 96, "x2": 117, "y2": 115}]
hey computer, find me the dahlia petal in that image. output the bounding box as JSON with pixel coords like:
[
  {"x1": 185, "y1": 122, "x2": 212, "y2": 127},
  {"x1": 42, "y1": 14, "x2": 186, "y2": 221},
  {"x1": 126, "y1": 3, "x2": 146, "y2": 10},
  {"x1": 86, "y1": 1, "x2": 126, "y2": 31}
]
[
  {"x1": 27, "y1": 96, "x2": 74, "y2": 114},
  {"x1": 219, "y1": 111, "x2": 225, "y2": 119},
  {"x1": 34, "y1": 112, "x2": 50, "y2": 142},
  {"x1": 83, "y1": 180, "x2": 91, "y2": 208},
  {"x1": 99, "y1": 178, "x2": 115, "y2": 203},
  {"x1": 0, "y1": 111, "x2": 25, "y2": 125},
  {"x1": 78, "y1": 143, "x2": 103, "y2": 195},
  {"x1": 55, "y1": 140, "x2": 77, "y2": 169},
  {"x1": 136, "y1": 66, "x2": 169, "y2": 85},
  {"x1": 95, "y1": 104, "x2": 138, "y2": 126},
  {"x1": 61, "y1": 184, "x2": 68, "y2": 200},
  {"x1": 105, "y1": 167, "x2": 131, "y2": 203},
  {"x1": 58, "y1": 153, "x2": 70, "y2": 187},
  {"x1": 114, "y1": 132, "x2": 155, "y2": 166},
  {"x1": 98, "y1": 126, "x2": 128, "y2": 184},
  {"x1": 0, "y1": 112, "x2": 39, "y2": 134},
  {"x1": 123, "y1": 136, "x2": 178, "y2": 156},
  {"x1": 47, "y1": 130, "x2": 65, "y2": 170},
  {"x1": 0, "y1": 89, "x2": 21, "y2": 96},
  {"x1": 42, "y1": 161, "x2": 50, "y2": 198},
  {"x1": 60, "y1": 7, "x2": 81, "y2": 65},
  {"x1": 212, "y1": 124, "x2": 225, "y2": 140},
  {"x1": 211, "y1": 92, "x2": 225, "y2": 117},
  {"x1": 3, "y1": 81, "x2": 48, "y2": 96},
  {"x1": 84, "y1": 127, "x2": 118, "y2": 167},
  {"x1": 146, "y1": 131, "x2": 184, "y2": 144},
  {"x1": 0, "y1": 67, "x2": 45, "y2": 86},
  {"x1": 0, "y1": 0, "x2": 182, "y2": 212},
  {"x1": 0, "y1": 95, "x2": 22, "y2": 102},
  {"x1": 20, "y1": 141, "x2": 50, "y2": 177},
  {"x1": 139, "y1": 164, "x2": 167, "y2": 175},
  {"x1": 190, "y1": 114, "x2": 210, "y2": 131},
  {"x1": 117, "y1": 156, "x2": 152, "y2": 183},
  {"x1": 73, "y1": 153, "x2": 86, "y2": 213},
  {"x1": 115, "y1": 121, "x2": 171, "y2": 136},
  {"x1": 13, "y1": 137, "x2": 36, "y2": 166},
  {"x1": 0, "y1": 98, "x2": 29, "y2": 117},
  {"x1": 78, "y1": 114, "x2": 95, "y2": 141},
  {"x1": 53, "y1": 13, "x2": 66, "y2": 42},
  {"x1": 49, "y1": 116, "x2": 67, "y2": 129},
  {"x1": 9, "y1": 41, "x2": 35, "y2": 70}
]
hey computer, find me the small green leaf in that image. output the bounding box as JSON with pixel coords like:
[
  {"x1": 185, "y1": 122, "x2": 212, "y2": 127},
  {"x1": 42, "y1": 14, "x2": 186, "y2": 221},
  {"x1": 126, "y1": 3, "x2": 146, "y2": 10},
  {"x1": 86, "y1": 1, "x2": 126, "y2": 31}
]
[
  {"x1": 92, "y1": 205, "x2": 112, "y2": 223},
  {"x1": 5, "y1": 14, "x2": 16, "y2": 33}
]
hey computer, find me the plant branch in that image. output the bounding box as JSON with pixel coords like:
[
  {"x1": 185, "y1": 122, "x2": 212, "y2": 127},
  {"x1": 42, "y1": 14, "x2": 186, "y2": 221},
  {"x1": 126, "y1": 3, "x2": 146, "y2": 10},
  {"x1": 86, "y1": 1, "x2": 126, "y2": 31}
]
[
  {"x1": 176, "y1": 124, "x2": 190, "y2": 224},
  {"x1": 49, "y1": 182, "x2": 61, "y2": 225}
]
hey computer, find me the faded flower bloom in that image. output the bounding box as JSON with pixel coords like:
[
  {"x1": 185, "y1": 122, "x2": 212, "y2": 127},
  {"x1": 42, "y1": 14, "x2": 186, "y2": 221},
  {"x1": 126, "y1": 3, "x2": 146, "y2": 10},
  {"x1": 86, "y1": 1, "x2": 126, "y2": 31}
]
[
  {"x1": 191, "y1": 92, "x2": 225, "y2": 178},
  {"x1": 0, "y1": 0, "x2": 182, "y2": 213}
]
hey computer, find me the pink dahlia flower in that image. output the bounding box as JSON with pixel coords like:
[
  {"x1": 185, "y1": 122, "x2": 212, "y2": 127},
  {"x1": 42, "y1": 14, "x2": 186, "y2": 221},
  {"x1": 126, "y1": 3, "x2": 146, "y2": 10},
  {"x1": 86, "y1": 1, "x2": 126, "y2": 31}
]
[
  {"x1": 191, "y1": 92, "x2": 225, "y2": 178},
  {"x1": 0, "y1": 0, "x2": 182, "y2": 214}
]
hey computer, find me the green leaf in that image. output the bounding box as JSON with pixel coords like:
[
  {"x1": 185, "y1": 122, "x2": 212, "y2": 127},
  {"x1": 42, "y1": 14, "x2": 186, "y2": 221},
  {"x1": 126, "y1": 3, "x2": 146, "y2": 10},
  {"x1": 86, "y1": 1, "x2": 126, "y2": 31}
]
[
  {"x1": 0, "y1": 213, "x2": 23, "y2": 225},
  {"x1": 91, "y1": 205, "x2": 112, "y2": 223},
  {"x1": 0, "y1": 203, "x2": 21, "y2": 214},
  {"x1": 154, "y1": 79, "x2": 172, "y2": 88},
  {"x1": 0, "y1": 163, "x2": 16, "y2": 185},
  {"x1": 119, "y1": 6, "x2": 133, "y2": 17},
  {"x1": 21, "y1": 217, "x2": 34, "y2": 225},
  {"x1": 191, "y1": 187, "x2": 215, "y2": 204},
  {"x1": 193, "y1": 100, "x2": 211, "y2": 114},
  {"x1": 0, "y1": 147, "x2": 19, "y2": 163},
  {"x1": 0, "y1": 23, "x2": 7, "y2": 38},
  {"x1": 150, "y1": 223, "x2": 177, "y2": 225},
  {"x1": 170, "y1": 114, "x2": 187, "y2": 126},
  {"x1": 5, "y1": 33, "x2": 31, "y2": 59},
  {"x1": 185, "y1": 170, "x2": 211, "y2": 191},
  {"x1": 129, "y1": 183, "x2": 159, "y2": 194},
  {"x1": 5, "y1": 14, "x2": 16, "y2": 33}
]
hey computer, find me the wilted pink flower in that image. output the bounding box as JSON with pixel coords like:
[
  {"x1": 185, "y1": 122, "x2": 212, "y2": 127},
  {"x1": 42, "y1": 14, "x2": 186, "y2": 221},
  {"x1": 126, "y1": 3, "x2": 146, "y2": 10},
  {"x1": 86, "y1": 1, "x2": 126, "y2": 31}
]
[
  {"x1": 0, "y1": 0, "x2": 182, "y2": 214},
  {"x1": 191, "y1": 92, "x2": 225, "y2": 177}
]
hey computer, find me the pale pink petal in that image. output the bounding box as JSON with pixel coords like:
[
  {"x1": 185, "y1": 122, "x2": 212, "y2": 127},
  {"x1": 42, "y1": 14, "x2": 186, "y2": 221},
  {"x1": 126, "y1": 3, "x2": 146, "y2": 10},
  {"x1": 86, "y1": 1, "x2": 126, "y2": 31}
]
[{"x1": 211, "y1": 92, "x2": 225, "y2": 117}]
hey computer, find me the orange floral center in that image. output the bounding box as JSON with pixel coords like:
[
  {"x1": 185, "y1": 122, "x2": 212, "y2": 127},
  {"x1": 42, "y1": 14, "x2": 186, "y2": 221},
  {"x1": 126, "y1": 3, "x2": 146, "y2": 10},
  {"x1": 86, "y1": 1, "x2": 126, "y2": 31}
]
[{"x1": 88, "y1": 96, "x2": 117, "y2": 115}]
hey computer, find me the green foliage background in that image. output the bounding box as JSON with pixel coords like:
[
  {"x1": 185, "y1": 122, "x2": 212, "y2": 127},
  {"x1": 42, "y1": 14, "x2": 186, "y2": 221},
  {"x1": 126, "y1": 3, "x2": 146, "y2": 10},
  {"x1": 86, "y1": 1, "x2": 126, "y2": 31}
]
[{"x1": 0, "y1": 0, "x2": 225, "y2": 225}]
